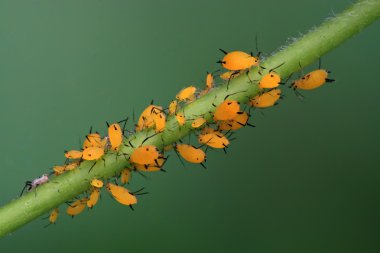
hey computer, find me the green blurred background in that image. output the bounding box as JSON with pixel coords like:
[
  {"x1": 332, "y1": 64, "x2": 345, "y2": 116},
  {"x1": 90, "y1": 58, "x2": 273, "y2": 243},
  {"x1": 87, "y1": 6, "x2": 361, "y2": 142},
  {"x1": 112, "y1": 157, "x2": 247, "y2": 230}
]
[{"x1": 0, "y1": 0, "x2": 379, "y2": 252}]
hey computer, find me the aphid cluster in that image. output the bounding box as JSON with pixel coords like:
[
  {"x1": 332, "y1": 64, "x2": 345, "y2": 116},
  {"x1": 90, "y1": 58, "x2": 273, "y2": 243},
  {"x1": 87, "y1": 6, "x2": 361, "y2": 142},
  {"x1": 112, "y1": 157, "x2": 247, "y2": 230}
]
[{"x1": 21, "y1": 49, "x2": 334, "y2": 227}]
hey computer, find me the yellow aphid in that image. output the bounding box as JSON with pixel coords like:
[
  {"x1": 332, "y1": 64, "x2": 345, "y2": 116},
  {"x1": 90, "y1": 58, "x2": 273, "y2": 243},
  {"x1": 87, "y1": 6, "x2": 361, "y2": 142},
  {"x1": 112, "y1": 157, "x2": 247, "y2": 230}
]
[
  {"x1": 91, "y1": 179, "x2": 103, "y2": 188},
  {"x1": 198, "y1": 131, "x2": 229, "y2": 149},
  {"x1": 220, "y1": 71, "x2": 240, "y2": 80},
  {"x1": 292, "y1": 69, "x2": 334, "y2": 90},
  {"x1": 66, "y1": 198, "x2": 88, "y2": 217},
  {"x1": 87, "y1": 188, "x2": 100, "y2": 209},
  {"x1": 82, "y1": 147, "x2": 104, "y2": 161},
  {"x1": 64, "y1": 150, "x2": 82, "y2": 160},
  {"x1": 218, "y1": 112, "x2": 251, "y2": 131},
  {"x1": 152, "y1": 112, "x2": 166, "y2": 133},
  {"x1": 106, "y1": 183, "x2": 137, "y2": 207},
  {"x1": 249, "y1": 89, "x2": 282, "y2": 108},
  {"x1": 53, "y1": 166, "x2": 65, "y2": 176},
  {"x1": 83, "y1": 133, "x2": 106, "y2": 149},
  {"x1": 108, "y1": 123, "x2": 123, "y2": 151},
  {"x1": 120, "y1": 169, "x2": 131, "y2": 184},
  {"x1": 65, "y1": 162, "x2": 79, "y2": 171},
  {"x1": 218, "y1": 50, "x2": 259, "y2": 71},
  {"x1": 168, "y1": 100, "x2": 178, "y2": 115},
  {"x1": 49, "y1": 208, "x2": 59, "y2": 224},
  {"x1": 136, "y1": 105, "x2": 163, "y2": 132},
  {"x1": 176, "y1": 86, "x2": 196, "y2": 102},
  {"x1": 175, "y1": 112, "x2": 186, "y2": 126},
  {"x1": 213, "y1": 100, "x2": 241, "y2": 121},
  {"x1": 259, "y1": 72, "x2": 282, "y2": 89},
  {"x1": 134, "y1": 156, "x2": 166, "y2": 172},
  {"x1": 130, "y1": 145, "x2": 160, "y2": 165},
  {"x1": 191, "y1": 117, "x2": 206, "y2": 128},
  {"x1": 175, "y1": 144, "x2": 206, "y2": 164},
  {"x1": 205, "y1": 72, "x2": 214, "y2": 90}
]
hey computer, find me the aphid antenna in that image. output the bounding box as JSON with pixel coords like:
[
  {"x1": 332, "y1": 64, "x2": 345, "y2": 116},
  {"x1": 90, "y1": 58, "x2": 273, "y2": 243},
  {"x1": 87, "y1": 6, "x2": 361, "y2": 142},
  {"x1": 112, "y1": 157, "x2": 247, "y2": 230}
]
[
  {"x1": 219, "y1": 48, "x2": 228, "y2": 55},
  {"x1": 88, "y1": 161, "x2": 97, "y2": 173},
  {"x1": 105, "y1": 121, "x2": 110, "y2": 127},
  {"x1": 200, "y1": 163, "x2": 207, "y2": 169},
  {"x1": 223, "y1": 89, "x2": 248, "y2": 101},
  {"x1": 269, "y1": 62, "x2": 285, "y2": 73},
  {"x1": 326, "y1": 78, "x2": 335, "y2": 83},
  {"x1": 141, "y1": 132, "x2": 160, "y2": 145}
]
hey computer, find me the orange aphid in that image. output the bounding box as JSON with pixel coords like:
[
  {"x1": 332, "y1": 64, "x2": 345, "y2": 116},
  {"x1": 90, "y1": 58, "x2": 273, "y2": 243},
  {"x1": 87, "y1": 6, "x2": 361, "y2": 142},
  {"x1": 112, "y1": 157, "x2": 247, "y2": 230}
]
[
  {"x1": 120, "y1": 169, "x2": 131, "y2": 184},
  {"x1": 168, "y1": 100, "x2": 178, "y2": 115},
  {"x1": 259, "y1": 72, "x2": 282, "y2": 89},
  {"x1": 106, "y1": 183, "x2": 137, "y2": 207},
  {"x1": 87, "y1": 188, "x2": 100, "y2": 208},
  {"x1": 218, "y1": 112, "x2": 251, "y2": 131},
  {"x1": 206, "y1": 72, "x2": 214, "y2": 90},
  {"x1": 53, "y1": 166, "x2": 65, "y2": 176},
  {"x1": 220, "y1": 71, "x2": 240, "y2": 80},
  {"x1": 130, "y1": 145, "x2": 160, "y2": 165},
  {"x1": 65, "y1": 162, "x2": 79, "y2": 171},
  {"x1": 176, "y1": 144, "x2": 206, "y2": 164},
  {"x1": 91, "y1": 179, "x2": 103, "y2": 188},
  {"x1": 249, "y1": 89, "x2": 282, "y2": 108},
  {"x1": 152, "y1": 112, "x2": 166, "y2": 133},
  {"x1": 65, "y1": 150, "x2": 82, "y2": 159},
  {"x1": 48, "y1": 208, "x2": 59, "y2": 224},
  {"x1": 108, "y1": 123, "x2": 123, "y2": 150},
  {"x1": 213, "y1": 100, "x2": 242, "y2": 121},
  {"x1": 175, "y1": 112, "x2": 186, "y2": 126},
  {"x1": 191, "y1": 117, "x2": 206, "y2": 129},
  {"x1": 136, "y1": 105, "x2": 163, "y2": 131},
  {"x1": 82, "y1": 147, "x2": 104, "y2": 161},
  {"x1": 198, "y1": 131, "x2": 229, "y2": 149},
  {"x1": 291, "y1": 69, "x2": 334, "y2": 90},
  {"x1": 176, "y1": 86, "x2": 196, "y2": 102},
  {"x1": 218, "y1": 50, "x2": 259, "y2": 71},
  {"x1": 134, "y1": 156, "x2": 166, "y2": 172},
  {"x1": 66, "y1": 198, "x2": 88, "y2": 217},
  {"x1": 83, "y1": 133, "x2": 106, "y2": 149}
]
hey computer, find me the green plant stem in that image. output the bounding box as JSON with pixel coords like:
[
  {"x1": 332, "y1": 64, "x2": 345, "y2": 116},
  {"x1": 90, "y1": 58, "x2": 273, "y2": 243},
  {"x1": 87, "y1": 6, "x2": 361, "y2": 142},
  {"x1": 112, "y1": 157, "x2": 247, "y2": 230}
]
[{"x1": 0, "y1": 0, "x2": 379, "y2": 238}]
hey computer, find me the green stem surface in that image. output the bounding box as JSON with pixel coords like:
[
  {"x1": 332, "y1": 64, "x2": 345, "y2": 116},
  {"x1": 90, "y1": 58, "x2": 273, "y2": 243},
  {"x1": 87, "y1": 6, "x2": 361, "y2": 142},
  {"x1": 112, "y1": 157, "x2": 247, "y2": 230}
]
[{"x1": 0, "y1": 0, "x2": 379, "y2": 238}]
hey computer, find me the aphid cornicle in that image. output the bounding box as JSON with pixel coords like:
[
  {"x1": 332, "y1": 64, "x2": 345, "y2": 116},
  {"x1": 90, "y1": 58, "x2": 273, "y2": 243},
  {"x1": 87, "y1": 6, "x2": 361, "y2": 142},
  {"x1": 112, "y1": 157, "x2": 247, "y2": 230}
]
[
  {"x1": 176, "y1": 86, "x2": 197, "y2": 102},
  {"x1": 249, "y1": 89, "x2": 282, "y2": 108}
]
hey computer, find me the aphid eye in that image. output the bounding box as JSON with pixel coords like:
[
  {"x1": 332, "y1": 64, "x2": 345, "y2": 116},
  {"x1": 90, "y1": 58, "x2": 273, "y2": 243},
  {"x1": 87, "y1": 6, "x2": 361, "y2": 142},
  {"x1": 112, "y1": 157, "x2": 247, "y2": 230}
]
[
  {"x1": 114, "y1": 125, "x2": 117, "y2": 130},
  {"x1": 146, "y1": 148, "x2": 149, "y2": 151},
  {"x1": 227, "y1": 102, "x2": 232, "y2": 105},
  {"x1": 270, "y1": 74, "x2": 274, "y2": 77}
]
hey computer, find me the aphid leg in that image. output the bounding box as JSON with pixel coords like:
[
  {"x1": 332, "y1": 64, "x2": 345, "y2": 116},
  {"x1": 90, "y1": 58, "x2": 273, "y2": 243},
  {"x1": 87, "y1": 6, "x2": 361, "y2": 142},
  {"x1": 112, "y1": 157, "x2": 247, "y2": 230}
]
[
  {"x1": 200, "y1": 163, "x2": 207, "y2": 169},
  {"x1": 20, "y1": 181, "x2": 32, "y2": 197},
  {"x1": 129, "y1": 205, "x2": 134, "y2": 211},
  {"x1": 325, "y1": 78, "x2": 335, "y2": 83},
  {"x1": 88, "y1": 161, "x2": 97, "y2": 173}
]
